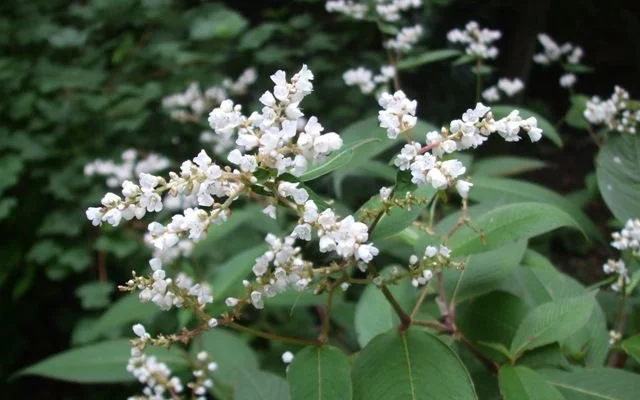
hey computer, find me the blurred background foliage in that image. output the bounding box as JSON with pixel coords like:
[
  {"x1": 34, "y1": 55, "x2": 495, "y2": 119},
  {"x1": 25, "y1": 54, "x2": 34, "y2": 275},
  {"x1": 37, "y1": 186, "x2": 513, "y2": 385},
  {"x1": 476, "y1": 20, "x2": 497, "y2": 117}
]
[{"x1": 1, "y1": 0, "x2": 639, "y2": 398}]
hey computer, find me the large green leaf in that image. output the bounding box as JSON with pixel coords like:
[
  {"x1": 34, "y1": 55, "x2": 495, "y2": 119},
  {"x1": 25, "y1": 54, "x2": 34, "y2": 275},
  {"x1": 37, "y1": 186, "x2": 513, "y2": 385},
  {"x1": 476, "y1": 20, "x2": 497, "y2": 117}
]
[
  {"x1": 469, "y1": 177, "x2": 602, "y2": 242},
  {"x1": 287, "y1": 345, "x2": 352, "y2": 400},
  {"x1": 596, "y1": 133, "x2": 640, "y2": 221},
  {"x1": 448, "y1": 202, "x2": 581, "y2": 256},
  {"x1": 541, "y1": 368, "x2": 640, "y2": 400},
  {"x1": 351, "y1": 329, "x2": 477, "y2": 400},
  {"x1": 509, "y1": 293, "x2": 596, "y2": 358},
  {"x1": 457, "y1": 291, "x2": 529, "y2": 363},
  {"x1": 492, "y1": 105, "x2": 563, "y2": 147},
  {"x1": 190, "y1": 9, "x2": 248, "y2": 40},
  {"x1": 499, "y1": 365, "x2": 564, "y2": 400},
  {"x1": 234, "y1": 369, "x2": 291, "y2": 400},
  {"x1": 299, "y1": 138, "x2": 380, "y2": 182},
  {"x1": 443, "y1": 241, "x2": 527, "y2": 303},
  {"x1": 197, "y1": 329, "x2": 259, "y2": 386},
  {"x1": 621, "y1": 334, "x2": 640, "y2": 363},
  {"x1": 397, "y1": 49, "x2": 461, "y2": 69},
  {"x1": 354, "y1": 268, "x2": 414, "y2": 348},
  {"x1": 15, "y1": 339, "x2": 188, "y2": 383},
  {"x1": 471, "y1": 156, "x2": 548, "y2": 177}
]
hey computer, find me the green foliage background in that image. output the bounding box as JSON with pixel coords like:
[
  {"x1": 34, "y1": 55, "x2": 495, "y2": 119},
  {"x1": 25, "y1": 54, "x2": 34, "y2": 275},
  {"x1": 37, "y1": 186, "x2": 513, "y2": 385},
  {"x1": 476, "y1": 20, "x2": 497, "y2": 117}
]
[{"x1": 1, "y1": 0, "x2": 639, "y2": 398}]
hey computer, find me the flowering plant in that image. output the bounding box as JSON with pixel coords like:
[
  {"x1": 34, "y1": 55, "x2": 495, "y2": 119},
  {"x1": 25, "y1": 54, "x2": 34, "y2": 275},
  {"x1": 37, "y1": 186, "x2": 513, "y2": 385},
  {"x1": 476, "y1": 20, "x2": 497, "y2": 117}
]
[{"x1": 13, "y1": 1, "x2": 640, "y2": 399}]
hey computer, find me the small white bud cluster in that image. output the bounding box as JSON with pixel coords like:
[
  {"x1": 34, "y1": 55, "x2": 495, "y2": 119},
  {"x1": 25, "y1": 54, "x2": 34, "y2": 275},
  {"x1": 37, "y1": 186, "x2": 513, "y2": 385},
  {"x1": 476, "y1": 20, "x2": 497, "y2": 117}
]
[
  {"x1": 84, "y1": 149, "x2": 170, "y2": 189},
  {"x1": 609, "y1": 330, "x2": 622, "y2": 345},
  {"x1": 584, "y1": 86, "x2": 640, "y2": 134},
  {"x1": 611, "y1": 218, "x2": 640, "y2": 256},
  {"x1": 127, "y1": 331, "x2": 184, "y2": 399},
  {"x1": 189, "y1": 351, "x2": 216, "y2": 399},
  {"x1": 388, "y1": 100, "x2": 542, "y2": 197},
  {"x1": 482, "y1": 78, "x2": 525, "y2": 103},
  {"x1": 162, "y1": 68, "x2": 257, "y2": 123},
  {"x1": 343, "y1": 65, "x2": 395, "y2": 95},
  {"x1": 408, "y1": 244, "x2": 451, "y2": 287},
  {"x1": 384, "y1": 24, "x2": 423, "y2": 53},
  {"x1": 378, "y1": 90, "x2": 418, "y2": 139},
  {"x1": 533, "y1": 34, "x2": 584, "y2": 89},
  {"x1": 447, "y1": 21, "x2": 501, "y2": 60}
]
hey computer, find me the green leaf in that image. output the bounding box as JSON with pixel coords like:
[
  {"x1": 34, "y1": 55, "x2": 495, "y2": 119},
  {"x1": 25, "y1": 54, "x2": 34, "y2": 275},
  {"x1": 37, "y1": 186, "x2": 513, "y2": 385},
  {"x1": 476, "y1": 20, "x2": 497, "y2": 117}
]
[
  {"x1": 541, "y1": 368, "x2": 640, "y2": 400},
  {"x1": 472, "y1": 156, "x2": 548, "y2": 177},
  {"x1": 444, "y1": 241, "x2": 527, "y2": 303},
  {"x1": 14, "y1": 339, "x2": 187, "y2": 383},
  {"x1": 562, "y1": 63, "x2": 594, "y2": 74},
  {"x1": 190, "y1": 9, "x2": 248, "y2": 40},
  {"x1": 621, "y1": 334, "x2": 640, "y2": 363},
  {"x1": 235, "y1": 369, "x2": 291, "y2": 400},
  {"x1": 299, "y1": 138, "x2": 380, "y2": 182},
  {"x1": 75, "y1": 281, "x2": 114, "y2": 310},
  {"x1": 354, "y1": 268, "x2": 414, "y2": 347},
  {"x1": 397, "y1": 49, "x2": 461, "y2": 70},
  {"x1": 457, "y1": 291, "x2": 528, "y2": 363},
  {"x1": 499, "y1": 365, "x2": 564, "y2": 400},
  {"x1": 565, "y1": 95, "x2": 589, "y2": 129},
  {"x1": 448, "y1": 202, "x2": 581, "y2": 256},
  {"x1": 352, "y1": 329, "x2": 477, "y2": 400},
  {"x1": 596, "y1": 133, "x2": 640, "y2": 221},
  {"x1": 468, "y1": 177, "x2": 602, "y2": 242},
  {"x1": 287, "y1": 345, "x2": 352, "y2": 400},
  {"x1": 197, "y1": 328, "x2": 259, "y2": 386},
  {"x1": 509, "y1": 293, "x2": 596, "y2": 358},
  {"x1": 492, "y1": 105, "x2": 563, "y2": 147},
  {"x1": 239, "y1": 23, "x2": 279, "y2": 50}
]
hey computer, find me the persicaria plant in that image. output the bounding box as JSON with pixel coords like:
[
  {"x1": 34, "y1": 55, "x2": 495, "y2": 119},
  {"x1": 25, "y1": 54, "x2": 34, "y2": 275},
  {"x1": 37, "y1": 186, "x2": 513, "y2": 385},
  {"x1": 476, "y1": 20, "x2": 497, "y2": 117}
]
[{"x1": 16, "y1": 1, "x2": 640, "y2": 399}]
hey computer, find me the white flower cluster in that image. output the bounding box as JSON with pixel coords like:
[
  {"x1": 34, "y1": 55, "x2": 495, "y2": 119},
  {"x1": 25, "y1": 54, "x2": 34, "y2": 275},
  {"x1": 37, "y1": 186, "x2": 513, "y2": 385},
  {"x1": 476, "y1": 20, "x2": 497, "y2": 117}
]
[
  {"x1": 325, "y1": 0, "x2": 368, "y2": 19},
  {"x1": 603, "y1": 258, "x2": 630, "y2": 293},
  {"x1": 377, "y1": 90, "x2": 417, "y2": 139},
  {"x1": 611, "y1": 218, "x2": 640, "y2": 256},
  {"x1": 375, "y1": 0, "x2": 423, "y2": 22},
  {"x1": 132, "y1": 258, "x2": 213, "y2": 311},
  {"x1": 200, "y1": 129, "x2": 235, "y2": 157},
  {"x1": 208, "y1": 65, "x2": 343, "y2": 177},
  {"x1": 584, "y1": 86, "x2": 639, "y2": 134},
  {"x1": 325, "y1": 0, "x2": 422, "y2": 22},
  {"x1": 128, "y1": 325, "x2": 184, "y2": 399},
  {"x1": 162, "y1": 68, "x2": 257, "y2": 123},
  {"x1": 343, "y1": 65, "x2": 395, "y2": 94},
  {"x1": 447, "y1": 21, "x2": 501, "y2": 60},
  {"x1": 482, "y1": 78, "x2": 525, "y2": 102},
  {"x1": 385, "y1": 98, "x2": 542, "y2": 196},
  {"x1": 533, "y1": 34, "x2": 583, "y2": 65},
  {"x1": 533, "y1": 34, "x2": 584, "y2": 89},
  {"x1": 190, "y1": 351, "x2": 216, "y2": 399},
  {"x1": 84, "y1": 149, "x2": 170, "y2": 188},
  {"x1": 385, "y1": 24, "x2": 423, "y2": 52}
]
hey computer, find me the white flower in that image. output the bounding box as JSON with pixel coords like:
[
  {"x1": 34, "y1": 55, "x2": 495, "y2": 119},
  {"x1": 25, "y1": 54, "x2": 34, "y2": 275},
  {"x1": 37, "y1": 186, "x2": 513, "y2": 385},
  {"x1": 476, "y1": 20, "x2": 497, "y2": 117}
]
[
  {"x1": 497, "y1": 78, "x2": 524, "y2": 96},
  {"x1": 251, "y1": 291, "x2": 264, "y2": 309},
  {"x1": 385, "y1": 24, "x2": 423, "y2": 52},
  {"x1": 482, "y1": 86, "x2": 500, "y2": 102},
  {"x1": 225, "y1": 297, "x2": 239, "y2": 307},
  {"x1": 281, "y1": 351, "x2": 294, "y2": 364},
  {"x1": 378, "y1": 90, "x2": 417, "y2": 139},
  {"x1": 379, "y1": 186, "x2": 393, "y2": 201},
  {"x1": 132, "y1": 324, "x2": 150, "y2": 340},
  {"x1": 448, "y1": 21, "x2": 501, "y2": 59},
  {"x1": 262, "y1": 205, "x2": 277, "y2": 219},
  {"x1": 455, "y1": 180, "x2": 473, "y2": 198},
  {"x1": 559, "y1": 73, "x2": 576, "y2": 88}
]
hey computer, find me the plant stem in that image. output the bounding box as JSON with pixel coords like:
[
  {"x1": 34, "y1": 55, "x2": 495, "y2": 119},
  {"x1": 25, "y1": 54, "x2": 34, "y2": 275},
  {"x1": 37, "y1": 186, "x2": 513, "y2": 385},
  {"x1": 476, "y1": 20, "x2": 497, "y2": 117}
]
[
  {"x1": 381, "y1": 285, "x2": 412, "y2": 330},
  {"x1": 475, "y1": 58, "x2": 483, "y2": 102},
  {"x1": 228, "y1": 322, "x2": 319, "y2": 346},
  {"x1": 410, "y1": 280, "x2": 432, "y2": 319},
  {"x1": 413, "y1": 319, "x2": 449, "y2": 332},
  {"x1": 318, "y1": 283, "x2": 338, "y2": 343},
  {"x1": 607, "y1": 284, "x2": 628, "y2": 366}
]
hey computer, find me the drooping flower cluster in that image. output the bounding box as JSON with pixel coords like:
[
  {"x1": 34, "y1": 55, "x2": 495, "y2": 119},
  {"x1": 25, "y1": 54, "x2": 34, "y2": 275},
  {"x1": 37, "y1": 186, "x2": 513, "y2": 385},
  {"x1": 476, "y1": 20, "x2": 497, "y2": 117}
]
[
  {"x1": 162, "y1": 68, "x2": 257, "y2": 123},
  {"x1": 482, "y1": 77, "x2": 525, "y2": 102},
  {"x1": 603, "y1": 258, "x2": 630, "y2": 293},
  {"x1": 611, "y1": 218, "x2": 640, "y2": 256},
  {"x1": 343, "y1": 65, "x2": 395, "y2": 94},
  {"x1": 384, "y1": 24, "x2": 423, "y2": 52},
  {"x1": 533, "y1": 34, "x2": 584, "y2": 89},
  {"x1": 85, "y1": 149, "x2": 170, "y2": 188},
  {"x1": 325, "y1": 0, "x2": 422, "y2": 22},
  {"x1": 377, "y1": 90, "x2": 417, "y2": 139},
  {"x1": 447, "y1": 21, "x2": 501, "y2": 60},
  {"x1": 584, "y1": 86, "x2": 639, "y2": 134},
  {"x1": 383, "y1": 96, "x2": 542, "y2": 196}
]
